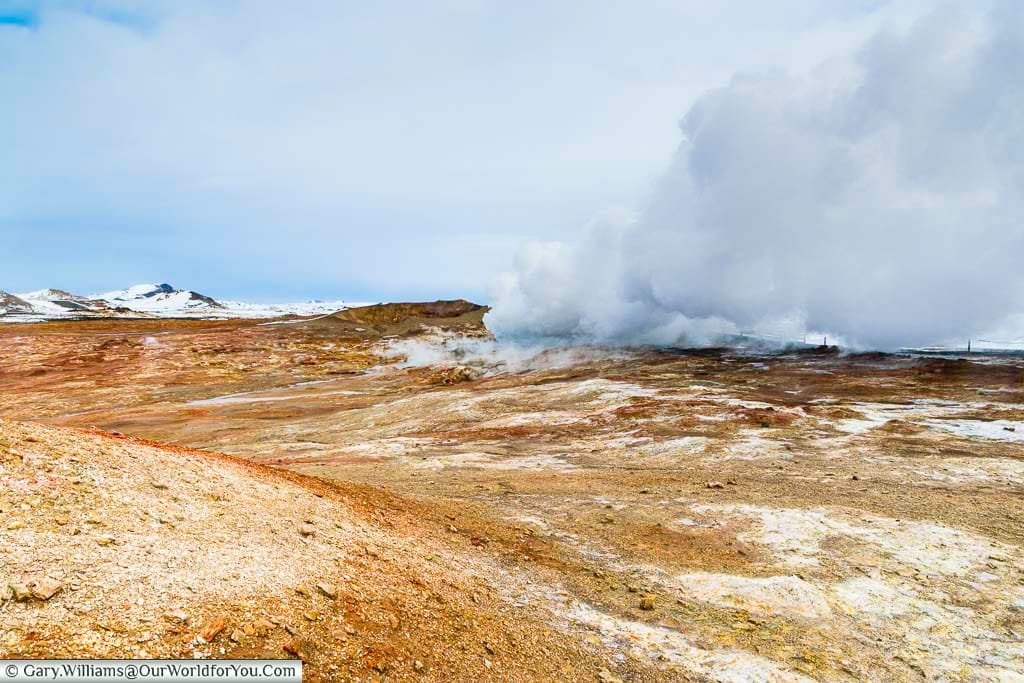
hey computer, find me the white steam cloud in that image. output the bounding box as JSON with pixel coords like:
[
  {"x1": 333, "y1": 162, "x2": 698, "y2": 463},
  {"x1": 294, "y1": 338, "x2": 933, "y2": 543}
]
[
  {"x1": 489, "y1": 4, "x2": 1024, "y2": 350},
  {"x1": 382, "y1": 336, "x2": 629, "y2": 374}
]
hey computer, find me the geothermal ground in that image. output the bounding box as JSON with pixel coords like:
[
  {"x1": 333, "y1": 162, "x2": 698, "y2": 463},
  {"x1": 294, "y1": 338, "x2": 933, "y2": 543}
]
[{"x1": 1, "y1": 310, "x2": 1022, "y2": 681}]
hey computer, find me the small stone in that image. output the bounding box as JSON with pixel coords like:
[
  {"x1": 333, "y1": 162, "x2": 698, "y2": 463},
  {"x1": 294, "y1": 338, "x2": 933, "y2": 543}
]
[
  {"x1": 705, "y1": 481, "x2": 725, "y2": 489},
  {"x1": 251, "y1": 618, "x2": 275, "y2": 636},
  {"x1": 413, "y1": 660, "x2": 424, "y2": 672},
  {"x1": 598, "y1": 669, "x2": 623, "y2": 683},
  {"x1": 151, "y1": 481, "x2": 169, "y2": 490},
  {"x1": 10, "y1": 582, "x2": 31, "y2": 602},
  {"x1": 626, "y1": 584, "x2": 639, "y2": 593},
  {"x1": 316, "y1": 582, "x2": 336, "y2": 599},
  {"x1": 600, "y1": 515, "x2": 613, "y2": 524},
  {"x1": 851, "y1": 474, "x2": 860, "y2": 481},
  {"x1": 483, "y1": 641, "x2": 495, "y2": 655},
  {"x1": 97, "y1": 535, "x2": 115, "y2": 546},
  {"x1": 164, "y1": 609, "x2": 188, "y2": 623},
  {"x1": 303, "y1": 611, "x2": 319, "y2": 622},
  {"x1": 283, "y1": 639, "x2": 307, "y2": 660},
  {"x1": 639, "y1": 595, "x2": 655, "y2": 610},
  {"x1": 298, "y1": 523, "x2": 316, "y2": 537},
  {"x1": 198, "y1": 617, "x2": 226, "y2": 642},
  {"x1": 448, "y1": 524, "x2": 458, "y2": 533},
  {"x1": 229, "y1": 629, "x2": 244, "y2": 643},
  {"x1": 295, "y1": 586, "x2": 311, "y2": 598},
  {"x1": 29, "y1": 577, "x2": 62, "y2": 601},
  {"x1": 7, "y1": 520, "x2": 24, "y2": 530}
]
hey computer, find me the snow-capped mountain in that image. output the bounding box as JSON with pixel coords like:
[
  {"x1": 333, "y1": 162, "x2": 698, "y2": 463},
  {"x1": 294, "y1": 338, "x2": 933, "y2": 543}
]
[
  {"x1": 0, "y1": 291, "x2": 35, "y2": 316},
  {"x1": 0, "y1": 283, "x2": 373, "y2": 322},
  {"x1": 94, "y1": 283, "x2": 224, "y2": 312}
]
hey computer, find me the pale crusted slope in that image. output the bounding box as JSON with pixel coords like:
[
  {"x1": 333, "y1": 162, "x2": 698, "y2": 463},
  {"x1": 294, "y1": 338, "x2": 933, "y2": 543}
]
[{"x1": 0, "y1": 421, "x2": 613, "y2": 681}]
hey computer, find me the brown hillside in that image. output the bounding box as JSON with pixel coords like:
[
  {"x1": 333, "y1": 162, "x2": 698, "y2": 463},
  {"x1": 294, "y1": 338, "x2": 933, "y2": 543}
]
[
  {"x1": 305, "y1": 300, "x2": 490, "y2": 338},
  {"x1": 0, "y1": 420, "x2": 609, "y2": 681}
]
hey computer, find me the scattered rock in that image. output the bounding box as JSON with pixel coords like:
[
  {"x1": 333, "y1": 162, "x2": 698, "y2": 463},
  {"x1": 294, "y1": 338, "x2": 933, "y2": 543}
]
[
  {"x1": 639, "y1": 595, "x2": 655, "y2": 610},
  {"x1": 151, "y1": 480, "x2": 169, "y2": 490},
  {"x1": 283, "y1": 639, "x2": 307, "y2": 660},
  {"x1": 413, "y1": 660, "x2": 425, "y2": 672},
  {"x1": 198, "y1": 617, "x2": 226, "y2": 642},
  {"x1": 251, "y1": 618, "x2": 276, "y2": 636},
  {"x1": 164, "y1": 609, "x2": 188, "y2": 623},
  {"x1": 428, "y1": 365, "x2": 481, "y2": 386},
  {"x1": 316, "y1": 582, "x2": 337, "y2": 599},
  {"x1": 705, "y1": 481, "x2": 725, "y2": 489},
  {"x1": 298, "y1": 523, "x2": 316, "y2": 537},
  {"x1": 598, "y1": 669, "x2": 623, "y2": 683},
  {"x1": 29, "y1": 577, "x2": 62, "y2": 601},
  {"x1": 229, "y1": 629, "x2": 244, "y2": 643},
  {"x1": 10, "y1": 582, "x2": 31, "y2": 602}
]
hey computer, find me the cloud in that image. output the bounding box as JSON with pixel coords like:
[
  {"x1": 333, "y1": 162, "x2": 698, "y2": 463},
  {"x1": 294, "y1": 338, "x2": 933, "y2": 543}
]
[
  {"x1": 1, "y1": 0, "x2": 937, "y2": 297},
  {"x1": 488, "y1": 2, "x2": 1024, "y2": 350}
]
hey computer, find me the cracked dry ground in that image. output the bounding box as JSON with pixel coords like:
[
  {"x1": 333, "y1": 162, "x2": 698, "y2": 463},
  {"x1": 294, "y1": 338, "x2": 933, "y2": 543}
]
[{"x1": 1, "y1": 319, "x2": 1023, "y2": 681}]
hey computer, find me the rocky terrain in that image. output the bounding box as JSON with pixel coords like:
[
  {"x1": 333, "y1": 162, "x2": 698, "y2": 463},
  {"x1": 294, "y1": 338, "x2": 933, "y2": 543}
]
[{"x1": 0, "y1": 308, "x2": 1022, "y2": 681}]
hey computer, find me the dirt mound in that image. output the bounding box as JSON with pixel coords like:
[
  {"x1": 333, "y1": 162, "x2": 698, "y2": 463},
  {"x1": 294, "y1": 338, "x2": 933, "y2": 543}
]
[
  {"x1": 305, "y1": 300, "x2": 490, "y2": 338},
  {"x1": 0, "y1": 420, "x2": 604, "y2": 680}
]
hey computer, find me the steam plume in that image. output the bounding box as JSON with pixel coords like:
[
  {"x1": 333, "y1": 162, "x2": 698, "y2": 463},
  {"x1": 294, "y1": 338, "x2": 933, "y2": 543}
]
[{"x1": 489, "y1": 4, "x2": 1024, "y2": 350}]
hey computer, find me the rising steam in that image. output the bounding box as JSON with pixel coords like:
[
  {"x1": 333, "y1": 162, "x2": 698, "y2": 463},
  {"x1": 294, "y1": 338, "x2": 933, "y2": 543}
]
[{"x1": 488, "y1": 4, "x2": 1024, "y2": 350}]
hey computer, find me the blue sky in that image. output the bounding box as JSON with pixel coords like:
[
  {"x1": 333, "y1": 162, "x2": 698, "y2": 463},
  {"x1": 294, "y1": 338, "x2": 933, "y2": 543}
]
[{"x1": 1, "y1": 0, "x2": 939, "y2": 302}]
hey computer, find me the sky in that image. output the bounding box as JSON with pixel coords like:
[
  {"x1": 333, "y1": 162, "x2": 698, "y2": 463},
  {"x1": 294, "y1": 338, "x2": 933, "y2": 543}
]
[{"x1": 1, "y1": 0, "x2": 941, "y2": 303}]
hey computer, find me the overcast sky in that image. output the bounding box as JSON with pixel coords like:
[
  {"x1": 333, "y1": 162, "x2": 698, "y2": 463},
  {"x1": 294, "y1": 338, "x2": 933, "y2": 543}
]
[{"x1": 0, "y1": 0, "x2": 947, "y2": 302}]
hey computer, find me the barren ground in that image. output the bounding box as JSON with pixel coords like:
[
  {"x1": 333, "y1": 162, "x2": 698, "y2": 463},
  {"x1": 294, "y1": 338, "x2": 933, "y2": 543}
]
[{"x1": 1, "y1": 317, "x2": 1022, "y2": 681}]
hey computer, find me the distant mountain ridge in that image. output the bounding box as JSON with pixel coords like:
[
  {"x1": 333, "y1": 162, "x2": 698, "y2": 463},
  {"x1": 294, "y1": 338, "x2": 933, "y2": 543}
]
[{"x1": 0, "y1": 284, "x2": 371, "y2": 322}]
